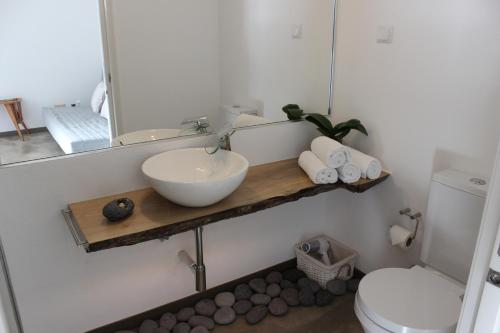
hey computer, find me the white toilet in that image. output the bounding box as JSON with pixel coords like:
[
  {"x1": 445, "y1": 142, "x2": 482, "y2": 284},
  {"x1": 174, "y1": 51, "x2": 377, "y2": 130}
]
[{"x1": 355, "y1": 169, "x2": 488, "y2": 333}]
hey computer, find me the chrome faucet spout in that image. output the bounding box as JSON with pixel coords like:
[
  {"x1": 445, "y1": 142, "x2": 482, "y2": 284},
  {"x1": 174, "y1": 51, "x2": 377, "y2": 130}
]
[
  {"x1": 218, "y1": 134, "x2": 232, "y2": 151},
  {"x1": 181, "y1": 116, "x2": 210, "y2": 133},
  {"x1": 204, "y1": 124, "x2": 235, "y2": 154}
]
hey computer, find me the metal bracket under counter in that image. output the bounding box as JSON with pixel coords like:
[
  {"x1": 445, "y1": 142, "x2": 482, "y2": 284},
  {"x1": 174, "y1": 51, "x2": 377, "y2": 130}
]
[{"x1": 61, "y1": 208, "x2": 89, "y2": 250}]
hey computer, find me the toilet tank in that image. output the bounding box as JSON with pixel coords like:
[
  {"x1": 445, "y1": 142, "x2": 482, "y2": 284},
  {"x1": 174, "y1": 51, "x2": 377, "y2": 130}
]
[{"x1": 420, "y1": 169, "x2": 488, "y2": 284}]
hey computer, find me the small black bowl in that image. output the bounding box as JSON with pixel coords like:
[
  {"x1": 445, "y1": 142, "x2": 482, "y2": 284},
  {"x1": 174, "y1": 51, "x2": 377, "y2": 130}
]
[{"x1": 102, "y1": 198, "x2": 135, "y2": 223}]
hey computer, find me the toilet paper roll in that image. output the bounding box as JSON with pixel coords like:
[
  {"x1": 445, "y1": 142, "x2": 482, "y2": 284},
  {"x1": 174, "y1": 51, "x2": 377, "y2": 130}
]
[{"x1": 389, "y1": 225, "x2": 413, "y2": 250}]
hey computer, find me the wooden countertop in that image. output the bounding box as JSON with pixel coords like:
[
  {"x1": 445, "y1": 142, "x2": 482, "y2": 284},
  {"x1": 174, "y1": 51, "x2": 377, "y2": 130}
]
[{"x1": 68, "y1": 158, "x2": 390, "y2": 252}]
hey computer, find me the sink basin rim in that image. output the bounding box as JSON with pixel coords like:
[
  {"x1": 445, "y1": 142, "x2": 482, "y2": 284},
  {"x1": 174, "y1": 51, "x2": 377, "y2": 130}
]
[
  {"x1": 141, "y1": 148, "x2": 249, "y2": 185},
  {"x1": 112, "y1": 128, "x2": 200, "y2": 146}
]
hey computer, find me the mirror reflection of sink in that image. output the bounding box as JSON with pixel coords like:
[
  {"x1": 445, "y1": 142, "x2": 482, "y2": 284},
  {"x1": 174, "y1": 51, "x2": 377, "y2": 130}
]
[
  {"x1": 112, "y1": 129, "x2": 196, "y2": 146},
  {"x1": 142, "y1": 148, "x2": 249, "y2": 207}
]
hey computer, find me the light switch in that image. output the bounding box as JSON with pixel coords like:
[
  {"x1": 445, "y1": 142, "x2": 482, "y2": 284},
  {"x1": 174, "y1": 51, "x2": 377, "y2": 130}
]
[
  {"x1": 376, "y1": 25, "x2": 394, "y2": 44},
  {"x1": 292, "y1": 24, "x2": 303, "y2": 39}
]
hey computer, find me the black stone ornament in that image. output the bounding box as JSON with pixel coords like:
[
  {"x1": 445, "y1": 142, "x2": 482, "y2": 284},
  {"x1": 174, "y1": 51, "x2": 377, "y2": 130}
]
[{"x1": 102, "y1": 198, "x2": 135, "y2": 222}]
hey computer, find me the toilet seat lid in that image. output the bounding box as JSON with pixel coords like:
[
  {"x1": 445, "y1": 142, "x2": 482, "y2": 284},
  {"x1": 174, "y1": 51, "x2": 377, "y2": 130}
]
[{"x1": 357, "y1": 266, "x2": 464, "y2": 333}]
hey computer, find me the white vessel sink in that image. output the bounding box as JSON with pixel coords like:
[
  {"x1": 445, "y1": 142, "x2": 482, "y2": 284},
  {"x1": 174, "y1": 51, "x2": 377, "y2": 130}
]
[{"x1": 142, "y1": 148, "x2": 249, "y2": 207}]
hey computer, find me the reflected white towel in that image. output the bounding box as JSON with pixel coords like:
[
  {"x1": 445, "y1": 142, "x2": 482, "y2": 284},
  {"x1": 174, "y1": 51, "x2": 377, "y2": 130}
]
[
  {"x1": 337, "y1": 162, "x2": 361, "y2": 184},
  {"x1": 299, "y1": 151, "x2": 338, "y2": 184},
  {"x1": 346, "y1": 147, "x2": 382, "y2": 180},
  {"x1": 233, "y1": 114, "x2": 273, "y2": 128},
  {"x1": 311, "y1": 136, "x2": 351, "y2": 169}
]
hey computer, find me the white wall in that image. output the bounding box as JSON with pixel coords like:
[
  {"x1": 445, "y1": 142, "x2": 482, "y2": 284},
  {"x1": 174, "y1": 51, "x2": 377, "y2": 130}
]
[
  {"x1": 107, "y1": 0, "x2": 221, "y2": 135},
  {"x1": 331, "y1": 0, "x2": 500, "y2": 272},
  {"x1": 0, "y1": 121, "x2": 329, "y2": 333},
  {"x1": 0, "y1": 0, "x2": 103, "y2": 132},
  {"x1": 218, "y1": 0, "x2": 334, "y2": 121}
]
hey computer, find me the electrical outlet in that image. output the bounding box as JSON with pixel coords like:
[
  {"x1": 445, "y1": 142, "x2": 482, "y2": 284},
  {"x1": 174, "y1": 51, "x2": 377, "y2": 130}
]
[
  {"x1": 70, "y1": 100, "x2": 81, "y2": 107},
  {"x1": 376, "y1": 25, "x2": 394, "y2": 44},
  {"x1": 292, "y1": 24, "x2": 303, "y2": 39}
]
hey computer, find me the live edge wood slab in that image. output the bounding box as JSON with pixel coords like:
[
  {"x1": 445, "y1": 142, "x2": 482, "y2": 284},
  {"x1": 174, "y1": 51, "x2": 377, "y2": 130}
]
[{"x1": 69, "y1": 158, "x2": 389, "y2": 252}]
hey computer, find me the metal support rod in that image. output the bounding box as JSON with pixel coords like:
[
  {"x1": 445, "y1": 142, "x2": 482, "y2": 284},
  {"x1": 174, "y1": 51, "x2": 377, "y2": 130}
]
[
  {"x1": 177, "y1": 226, "x2": 207, "y2": 292},
  {"x1": 194, "y1": 226, "x2": 206, "y2": 292}
]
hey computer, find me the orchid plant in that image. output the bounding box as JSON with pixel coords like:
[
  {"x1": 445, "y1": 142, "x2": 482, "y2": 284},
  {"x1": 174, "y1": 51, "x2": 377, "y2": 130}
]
[{"x1": 282, "y1": 104, "x2": 368, "y2": 143}]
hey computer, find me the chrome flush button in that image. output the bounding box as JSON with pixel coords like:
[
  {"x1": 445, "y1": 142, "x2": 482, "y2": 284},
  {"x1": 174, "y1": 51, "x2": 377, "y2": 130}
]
[
  {"x1": 470, "y1": 177, "x2": 487, "y2": 186},
  {"x1": 487, "y1": 269, "x2": 500, "y2": 288}
]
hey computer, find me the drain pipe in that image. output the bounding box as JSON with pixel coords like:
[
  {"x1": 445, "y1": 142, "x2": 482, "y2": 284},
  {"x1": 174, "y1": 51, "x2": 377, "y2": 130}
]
[{"x1": 178, "y1": 226, "x2": 207, "y2": 292}]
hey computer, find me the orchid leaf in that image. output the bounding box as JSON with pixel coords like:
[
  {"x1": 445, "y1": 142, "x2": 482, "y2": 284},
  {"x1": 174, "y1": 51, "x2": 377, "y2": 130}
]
[
  {"x1": 316, "y1": 126, "x2": 332, "y2": 138},
  {"x1": 332, "y1": 119, "x2": 360, "y2": 131},
  {"x1": 305, "y1": 113, "x2": 335, "y2": 132},
  {"x1": 333, "y1": 119, "x2": 368, "y2": 136},
  {"x1": 282, "y1": 104, "x2": 304, "y2": 121}
]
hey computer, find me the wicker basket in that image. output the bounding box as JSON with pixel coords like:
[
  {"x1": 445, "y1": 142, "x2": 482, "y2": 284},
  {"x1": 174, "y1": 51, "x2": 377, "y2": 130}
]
[{"x1": 295, "y1": 235, "x2": 358, "y2": 288}]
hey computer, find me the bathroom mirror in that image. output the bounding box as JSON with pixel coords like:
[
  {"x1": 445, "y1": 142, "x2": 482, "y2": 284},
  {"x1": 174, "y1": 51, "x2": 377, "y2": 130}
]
[{"x1": 0, "y1": 0, "x2": 335, "y2": 165}]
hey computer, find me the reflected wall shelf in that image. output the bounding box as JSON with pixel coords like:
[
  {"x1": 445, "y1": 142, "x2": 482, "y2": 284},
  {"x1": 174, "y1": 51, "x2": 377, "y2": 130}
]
[{"x1": 65, "y1": 158, "x2": 390, "y2": 252}]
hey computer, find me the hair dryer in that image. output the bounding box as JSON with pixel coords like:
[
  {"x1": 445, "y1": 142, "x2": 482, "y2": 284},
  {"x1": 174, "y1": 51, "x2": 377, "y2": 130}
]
[{"x1": 301, "y1": 238, "x2": 333, "y2": 265}]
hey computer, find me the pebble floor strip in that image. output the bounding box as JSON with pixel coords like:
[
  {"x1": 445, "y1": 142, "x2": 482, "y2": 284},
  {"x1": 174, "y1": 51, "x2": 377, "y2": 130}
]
[{"x1": 116, "y1": 268, "x2": 362, "y2": 333}]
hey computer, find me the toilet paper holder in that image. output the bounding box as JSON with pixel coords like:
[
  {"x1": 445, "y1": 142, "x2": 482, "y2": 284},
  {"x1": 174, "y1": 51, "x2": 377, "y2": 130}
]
[{"x1": 399, "y1": 208, "x2": 422, "y2": 243}]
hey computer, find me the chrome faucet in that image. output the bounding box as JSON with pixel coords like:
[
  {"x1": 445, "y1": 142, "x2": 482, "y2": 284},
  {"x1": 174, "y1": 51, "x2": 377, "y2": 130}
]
[
  {"x1": 181, "y1": 116, "x2": 210, "y2": 134},
  {"x1": 205, "y1": 124, "x2": 235, "y2": 154},
  {"x1": 218, "y1": 133, "x2": 232, "y2": 151}
]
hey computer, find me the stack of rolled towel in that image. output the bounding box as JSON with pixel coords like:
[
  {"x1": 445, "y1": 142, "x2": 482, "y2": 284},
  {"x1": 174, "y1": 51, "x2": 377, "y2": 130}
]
[{"x1": 298, "y1": 136, "x2": 382, "y2": 184}]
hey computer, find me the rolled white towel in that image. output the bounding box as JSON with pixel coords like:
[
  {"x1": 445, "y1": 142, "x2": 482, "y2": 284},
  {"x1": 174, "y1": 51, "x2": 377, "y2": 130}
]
[
  {"x1": 346, "y1": 147, "x2": 382, "y2": 180},
  {"x1": 299, "y1": 151, "x2": 338, "y2": 184},
  {"x1": 311, "y1": 136, "x2": 351, "y2": 169},
  {"x1": 337, "y1": 162, "x2": 361, "y2": 184},
  {"x1": 326, "y1": 167, "x2": 339, "y2": 184}
]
